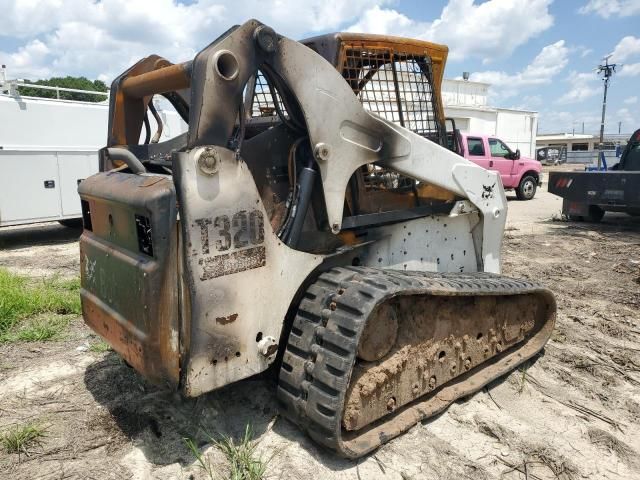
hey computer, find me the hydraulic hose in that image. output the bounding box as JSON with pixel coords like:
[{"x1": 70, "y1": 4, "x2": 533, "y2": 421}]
[
  {"x1": 149, "y1": 101, "x2": 163, "y2": 143},
  {"x1": 286, "y1": 166, "x2": 316, "y2": 248}
]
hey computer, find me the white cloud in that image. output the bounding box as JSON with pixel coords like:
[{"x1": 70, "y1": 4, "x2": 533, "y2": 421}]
[
  {"x1": 511, "y1": 94, "x2": 542, "y2": 111},
  {"x1": 580, "y1": 48, "x2": 593, "y2": 58},
  {"x1": 0, "y1": 40, "x2": 52, "y2": 79},
  {"x1": 347, "y1": 6, "x2": 417, "y2": 35},
  {"x1": 579, "y1": 0, "x2": 640, "y2": 18},
  {"x1": 557, "y1": 71, "x2": 601, "y2": 104},
  {"x1": 537, "y1": 109, "x2": 601, "y2": 134},
  {"x1": 469, "y1": 40, "x2": 569, "y2": 99},
  {"x1": 624, "y1": 95, "x2": 638, "y2": 104},
  {"x1": 609, "y1": 36, "x2": 640, "y2": 62},
  {"x1": 619, "y1": 62, "x2": 640, "y2": 77},
  {"x1": 348, "y1": 0, "x2": 554, "y2": 62},
  {"x1": 0, "y1": 0, "x2": 388, "y2": 80}
]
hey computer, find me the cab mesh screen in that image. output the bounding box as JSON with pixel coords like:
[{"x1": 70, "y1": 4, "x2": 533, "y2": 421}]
[
  {"x1": 251, "y1": 70, "x2": 288, "y2": 117},
  {"x1": 341, "y1": 45, "x2": 443, "y2": 143}
]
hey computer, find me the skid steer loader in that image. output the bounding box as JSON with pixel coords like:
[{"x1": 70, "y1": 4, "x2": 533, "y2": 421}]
[{"x1": 78, "y1": 20, "x2": 556, "y2": 458}]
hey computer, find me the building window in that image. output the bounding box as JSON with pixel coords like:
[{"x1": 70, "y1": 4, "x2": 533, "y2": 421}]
[
  {"x1": 571, "y1": 143, "x2": 588, "y2": 151},
  {"x1": 467, "y1": 137, "x2": 485, "y2": 156}
]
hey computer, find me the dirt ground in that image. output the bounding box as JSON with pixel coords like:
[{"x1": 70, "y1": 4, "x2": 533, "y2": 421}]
[{"x1": 1, "y1": 171, "x2": 639, "y2": 480}]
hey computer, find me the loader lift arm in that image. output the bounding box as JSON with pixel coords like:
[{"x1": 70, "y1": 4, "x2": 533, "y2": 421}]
[{"x1": 105, "y1": 20, "x2": 505, "y2": 271}]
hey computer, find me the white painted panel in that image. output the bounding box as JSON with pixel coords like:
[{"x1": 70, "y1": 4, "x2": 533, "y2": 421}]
[
  {"x1": 0, "y1": 94, "x2": 188, "y2": 150},
  {"x1": 442, "y1": 80, "x2": 489, "y2": 107},
  {"x1": 0, "y1": 151, "x2": 61, "y2": 225},
  {"x1": 58, "y1": 152, "x2": 99, "y2": 216},
  {"x1": 0, "y1": 95, "x2": 107, "y2": 150},
  {"x1": 495, "y1": 110, "x2": 537, "y2": 157},
  {"x1": 450, "y1": 117, "x2": 470, "y2": 132}
]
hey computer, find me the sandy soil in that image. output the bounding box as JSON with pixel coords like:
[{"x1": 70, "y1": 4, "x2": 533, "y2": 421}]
[{"x1": 1, "y1": 184, "x2": 639, "y2": 480}]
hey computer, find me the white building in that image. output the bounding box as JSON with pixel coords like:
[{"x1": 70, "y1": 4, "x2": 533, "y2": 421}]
[
  {"x1": 535, "y1": 132, "x2": 630, "y2": 151},
  {"x1": 442, "y1": 79, "x2": 538, "y2": 157}
]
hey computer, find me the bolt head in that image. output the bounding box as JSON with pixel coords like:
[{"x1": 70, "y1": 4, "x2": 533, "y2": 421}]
[
  {"x1": 197, "y1": 147, "x2": 220, "y2": 175},
  {"x1": 386, "y1": 397, "x2": 396, "y2": 411},
  {"x1": 258, "y1": 336, "x2": 278, "y2": 358},
  {"x1": 254, "y1": 26, "x2": 277, "y2": 53},
  {"x1": 314, "y1": 142, "x2": 331, "y2": 161}
]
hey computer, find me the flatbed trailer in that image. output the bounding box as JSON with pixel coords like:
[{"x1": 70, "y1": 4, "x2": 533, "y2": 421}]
[{"x1": 548, "y1": 129, "x2": 640, "y2": 221}]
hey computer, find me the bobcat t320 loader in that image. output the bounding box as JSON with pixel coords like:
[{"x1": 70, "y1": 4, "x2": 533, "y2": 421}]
[{"x1": 78, "y1": 20, "x2": 556, "y2": 458}]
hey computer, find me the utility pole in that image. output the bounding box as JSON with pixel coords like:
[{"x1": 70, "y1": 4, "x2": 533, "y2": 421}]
[{"x1": 597, "y1": 55, "x2": 616, "y2": 168}]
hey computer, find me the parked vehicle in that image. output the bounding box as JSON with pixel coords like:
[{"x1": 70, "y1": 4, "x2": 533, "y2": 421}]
[
  {"x1": 458, "y1": 133, "x2": 543, "y2": 200},
  {"x1": 536, "y1": 146, "x2": 566, "y2": 165},
  {"x1": 549, "y1": 129, "x2": 640, "y2": 222},
  {"x1": 0, "y1": 75, "x2": 186, "y2": 228}
]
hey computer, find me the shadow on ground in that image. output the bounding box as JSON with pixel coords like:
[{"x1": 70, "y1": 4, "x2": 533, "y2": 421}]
[
  {"x1": 0, "y1": 222, "x2": 82, "y2": 249},
  {"x1": 84, "y1": 352, "x2": 283, "y2": 466},
  {"x1": 83, "y1": 352, "x2": 361, "y2": 472},
  {"x1": 516, "y1": 212, "x2": 640, "y2": 243},
  {"x1": 84, "y1": 349, "x2": 543, "y2": 472}
]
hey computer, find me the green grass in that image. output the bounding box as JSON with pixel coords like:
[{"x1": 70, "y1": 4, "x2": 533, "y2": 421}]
[
  {"x1": 89, "y1": 340, "x2": 112, "y2": 353},
  {"x1": 216, "y1": 425, "x2": 271, "y2": 480},
  {"x1": 0, "y1": 268, "x2": 81, "y2": 342},
  {"x1": 517, "y1": 364, "x2": 530, "y2": 394},
  {"x1": 185, "y1": 425, "x2": 272, "y2": 480},
  {"x1": 185, "y1": 438, "x2": 216, "y2": 480},
  {"x1": 2, "y1": 316, "x2": 71, "y2": 342},
  {"x1": 1, "y1": 422, "x2": 46, "y2": 455}
]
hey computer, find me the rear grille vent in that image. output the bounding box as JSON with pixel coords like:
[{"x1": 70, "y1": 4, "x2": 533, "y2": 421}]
[
  {"x1": 135, "y1": 214, "x2": 154, "y2": 257},
  {"x1": 81, "y1": 200, "x2": 93, "y2": 231}
]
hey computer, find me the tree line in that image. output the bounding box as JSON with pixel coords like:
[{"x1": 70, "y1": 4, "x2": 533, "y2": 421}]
[{"x1": 18, "y1": 76, "x2": 108, "y2": 102}]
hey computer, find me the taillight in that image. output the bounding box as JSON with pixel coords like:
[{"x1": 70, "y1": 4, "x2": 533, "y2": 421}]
[{"x1": 554, "y1": 178, "x2": 573, "y2": 188}]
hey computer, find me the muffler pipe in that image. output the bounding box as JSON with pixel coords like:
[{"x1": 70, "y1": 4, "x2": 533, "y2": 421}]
[{"x1": 106, "y1": 147, "x2": 146, "y2": 174}]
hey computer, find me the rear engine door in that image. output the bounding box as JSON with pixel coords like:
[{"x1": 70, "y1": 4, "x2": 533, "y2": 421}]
[{"x1": 78, "y1": 172, "x2": 180, "y2": 387}]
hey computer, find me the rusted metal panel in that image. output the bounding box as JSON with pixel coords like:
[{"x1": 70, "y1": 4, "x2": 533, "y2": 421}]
[
  {"x1": 120, "y1": 62, "x2": 191, "y2": 99},
  {"x1": 79, "y1": 172, "x2": 180, "y2": 387},
  {"x1": 108, "y1": 56, "x2": 190, "y2": 147}
]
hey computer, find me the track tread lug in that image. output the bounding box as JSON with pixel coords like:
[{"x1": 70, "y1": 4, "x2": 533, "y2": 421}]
[{"x1": 277, "y1": 266, "x2": 554, "y2": 458}]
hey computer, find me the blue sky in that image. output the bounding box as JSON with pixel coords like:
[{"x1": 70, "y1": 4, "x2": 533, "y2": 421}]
[{"x1": 1, "y1": 0, "x2": 638, "y2": 134}]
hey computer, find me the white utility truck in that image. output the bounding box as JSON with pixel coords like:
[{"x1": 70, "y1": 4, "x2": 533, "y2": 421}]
[{"x1": 0, "y1": 69, "x2": 186, "y2": 227}]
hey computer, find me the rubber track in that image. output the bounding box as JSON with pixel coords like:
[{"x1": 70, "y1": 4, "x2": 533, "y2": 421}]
[{"x1": 276, "y1": 266, "x2": 552, "y2": 457}]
